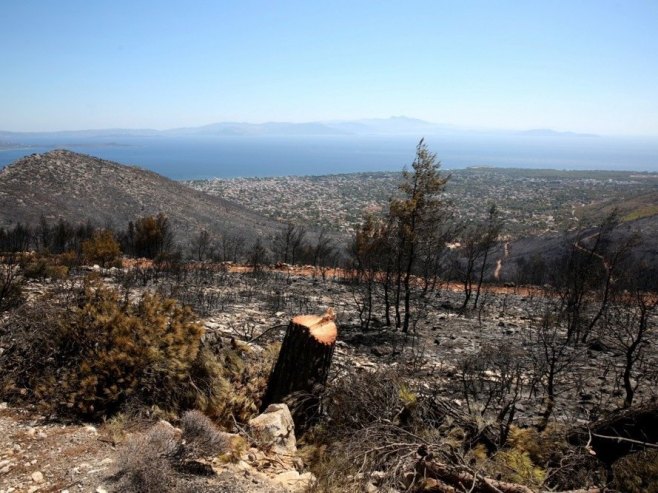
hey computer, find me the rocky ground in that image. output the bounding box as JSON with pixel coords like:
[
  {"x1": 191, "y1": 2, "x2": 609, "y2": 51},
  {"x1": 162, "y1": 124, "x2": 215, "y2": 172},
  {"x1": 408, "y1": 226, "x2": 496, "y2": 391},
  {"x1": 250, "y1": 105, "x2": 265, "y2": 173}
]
[
  {"x1": 1, "y1": 265, "x2": 656, "y2": 492},
  {"x1": 0, "y1": 403, "x2": 317, "y2": 493},
  {"x1": 0, "y1": 403, "x2": 114, "y2": 493}
]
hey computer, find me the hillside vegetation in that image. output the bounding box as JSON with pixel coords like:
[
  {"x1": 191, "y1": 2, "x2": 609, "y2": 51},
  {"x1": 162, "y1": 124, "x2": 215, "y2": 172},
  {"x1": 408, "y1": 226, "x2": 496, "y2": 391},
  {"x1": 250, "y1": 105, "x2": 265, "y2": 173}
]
[{"x1": 0, "y1": 149, "x2": 279, "y2": 244}]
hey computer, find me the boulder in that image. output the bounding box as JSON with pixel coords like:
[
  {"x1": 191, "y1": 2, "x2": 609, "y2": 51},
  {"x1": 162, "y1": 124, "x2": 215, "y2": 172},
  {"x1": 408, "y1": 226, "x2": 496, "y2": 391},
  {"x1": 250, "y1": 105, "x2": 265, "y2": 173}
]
[
  {"x1": 248, "y1": 404, "x2": 296, "y2": 455},
  {"x1": 273, "y1": 470, "x2": 316, "y2": 492}
]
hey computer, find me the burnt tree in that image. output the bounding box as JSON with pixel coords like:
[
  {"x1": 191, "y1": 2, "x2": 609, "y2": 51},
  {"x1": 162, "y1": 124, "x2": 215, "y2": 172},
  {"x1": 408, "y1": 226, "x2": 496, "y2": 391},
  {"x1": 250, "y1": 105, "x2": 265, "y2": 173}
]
[{"x1": 261, "y1": 309, "x2": 338, "y2": 428}]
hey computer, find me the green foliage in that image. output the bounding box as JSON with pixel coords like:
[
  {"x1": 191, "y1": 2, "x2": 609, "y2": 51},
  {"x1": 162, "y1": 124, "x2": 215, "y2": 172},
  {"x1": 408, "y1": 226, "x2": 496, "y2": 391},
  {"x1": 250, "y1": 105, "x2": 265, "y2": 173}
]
[
  {"x1": 0, "y1": 283, "x2": 222, "y2": 419},
  {"x1": 203, "y1": 341, "x2": 280, "y2": 427},
  {"x1": 493, "y1": 449, "x2": 546, "y2": 489},
  {"x1": 82, "y1": 229, "x2": 122, "y2": 267},
  {"x1": 21, "y1": 256, "x2": 69, "y2": 280},
  {"x1": 623, "y1": 204, "x2": 658, "y2": 222},
  {"x1": 352, "y1": 140, "x2": 453, "y2": 332}
]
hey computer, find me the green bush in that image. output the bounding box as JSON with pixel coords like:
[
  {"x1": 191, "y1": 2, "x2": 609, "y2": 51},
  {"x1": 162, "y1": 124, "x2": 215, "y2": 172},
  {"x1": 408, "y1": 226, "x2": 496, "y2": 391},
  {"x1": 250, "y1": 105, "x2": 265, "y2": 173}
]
[
  {"x1": 21, "y1": 257, "x2": 69, "y2": 280},
  {"x1": 82, "y1": 229, "x2": 122, "y2": 267},
  {"x1": 0, "y1": 283, "x2": 223, "y2": 419}
]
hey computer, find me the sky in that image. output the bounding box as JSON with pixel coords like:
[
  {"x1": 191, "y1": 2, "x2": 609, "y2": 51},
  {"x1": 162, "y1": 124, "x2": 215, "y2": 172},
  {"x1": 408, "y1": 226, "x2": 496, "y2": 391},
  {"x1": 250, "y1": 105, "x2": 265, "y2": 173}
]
[{"x1": 1, "y1": 0, "x2": 657, "y2": 135}]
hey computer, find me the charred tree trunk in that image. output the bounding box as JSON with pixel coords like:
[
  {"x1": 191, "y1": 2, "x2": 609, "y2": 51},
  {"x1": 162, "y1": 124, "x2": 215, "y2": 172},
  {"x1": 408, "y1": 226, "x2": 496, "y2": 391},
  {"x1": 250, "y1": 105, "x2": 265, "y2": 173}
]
[
  {"x1": 416, "y1": 458, "x2": 535, "y2": 493},
  {"x1": 261, "y1": 309, "x2": 337, "y2": 429},
  {"x1": 568, "y1": 403, "x2": 658, "y2": 467}
]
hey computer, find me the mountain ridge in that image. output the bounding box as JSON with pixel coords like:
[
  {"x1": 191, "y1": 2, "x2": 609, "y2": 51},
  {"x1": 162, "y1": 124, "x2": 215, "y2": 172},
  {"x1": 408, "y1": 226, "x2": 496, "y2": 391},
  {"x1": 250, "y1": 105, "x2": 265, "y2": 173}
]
[{"x1": 0, "y1": 117, "x2": 598, "y2": 139}]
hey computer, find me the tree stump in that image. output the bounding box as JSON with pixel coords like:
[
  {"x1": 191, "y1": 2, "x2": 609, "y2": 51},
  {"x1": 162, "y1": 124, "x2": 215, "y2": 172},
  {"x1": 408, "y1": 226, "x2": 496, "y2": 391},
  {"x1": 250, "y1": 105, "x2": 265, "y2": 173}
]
[{"x1": 261, "y1": 308, "x2": 337, "y2": 429}]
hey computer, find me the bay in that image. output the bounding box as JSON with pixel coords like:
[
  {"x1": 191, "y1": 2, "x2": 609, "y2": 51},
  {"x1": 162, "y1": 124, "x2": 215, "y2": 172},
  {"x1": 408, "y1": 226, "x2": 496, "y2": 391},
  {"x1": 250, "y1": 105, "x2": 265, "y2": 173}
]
[{"x1": 1, "y1": 134, "x2": 657, "y2": 179}]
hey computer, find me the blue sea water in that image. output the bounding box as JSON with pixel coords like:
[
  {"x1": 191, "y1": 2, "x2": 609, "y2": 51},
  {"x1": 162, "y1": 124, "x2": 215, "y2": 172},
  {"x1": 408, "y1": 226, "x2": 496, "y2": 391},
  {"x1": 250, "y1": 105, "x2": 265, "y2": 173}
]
[{"x1": 1, "y1": 134, "x2": 657, "y2": 179}]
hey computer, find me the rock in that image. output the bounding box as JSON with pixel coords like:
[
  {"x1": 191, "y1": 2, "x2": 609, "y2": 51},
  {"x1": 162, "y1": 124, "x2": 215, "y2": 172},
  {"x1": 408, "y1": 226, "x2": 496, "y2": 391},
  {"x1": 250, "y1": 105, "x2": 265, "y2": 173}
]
[
  {"x1": 96, "y1": 487, "x2": 108, "y2": 493},
  {"x1": 273, "y1": 470, "x2": 316, "y2": 492},
  {"x1": 31, "y1": 471, "x2": 44, "y2": 483},
  {"x1": 274, "y1": 470, "x2": 300, "y2": 482},
  {"x1": 248, "y1": 404, "x2": 296, "y2": 455}
]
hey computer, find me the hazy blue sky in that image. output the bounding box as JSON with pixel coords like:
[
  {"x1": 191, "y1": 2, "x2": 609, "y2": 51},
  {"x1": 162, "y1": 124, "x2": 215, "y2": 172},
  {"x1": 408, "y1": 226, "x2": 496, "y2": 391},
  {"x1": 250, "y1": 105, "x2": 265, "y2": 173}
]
[{"x1": 1, "y1": 0, "x2": 657, "y2": 135}]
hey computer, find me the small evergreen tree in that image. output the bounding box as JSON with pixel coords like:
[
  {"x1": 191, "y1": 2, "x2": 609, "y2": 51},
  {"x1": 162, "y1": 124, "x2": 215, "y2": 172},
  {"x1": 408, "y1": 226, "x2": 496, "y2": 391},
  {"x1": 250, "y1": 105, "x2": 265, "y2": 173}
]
[
  {"x1": 82, "y1": 229, "x2": 122, "y2": 267},
  {"x1": 388, "y1": 139, "x2": 450, "y2": 332}
]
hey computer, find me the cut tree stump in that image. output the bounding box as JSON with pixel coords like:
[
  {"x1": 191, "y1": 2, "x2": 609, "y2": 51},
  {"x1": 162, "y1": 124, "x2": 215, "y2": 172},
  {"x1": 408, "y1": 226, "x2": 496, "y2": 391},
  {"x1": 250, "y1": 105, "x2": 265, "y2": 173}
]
[{"x1": 261, "y1": 309, "x2": 337, "y2": 429}]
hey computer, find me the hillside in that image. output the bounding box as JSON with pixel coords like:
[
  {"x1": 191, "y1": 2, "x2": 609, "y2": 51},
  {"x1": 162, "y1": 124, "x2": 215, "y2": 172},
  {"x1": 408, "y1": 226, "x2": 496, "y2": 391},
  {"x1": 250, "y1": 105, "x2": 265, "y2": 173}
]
[{"x1": 0, "y1": 149, "x2": 279, "y2": 244}]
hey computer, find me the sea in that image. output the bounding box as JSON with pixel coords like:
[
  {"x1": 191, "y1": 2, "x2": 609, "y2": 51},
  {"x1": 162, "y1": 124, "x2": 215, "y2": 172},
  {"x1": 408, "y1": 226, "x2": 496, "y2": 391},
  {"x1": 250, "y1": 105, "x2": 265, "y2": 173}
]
[{"x1": 1, "y1": 134, "x2": 658, "y2": 180}]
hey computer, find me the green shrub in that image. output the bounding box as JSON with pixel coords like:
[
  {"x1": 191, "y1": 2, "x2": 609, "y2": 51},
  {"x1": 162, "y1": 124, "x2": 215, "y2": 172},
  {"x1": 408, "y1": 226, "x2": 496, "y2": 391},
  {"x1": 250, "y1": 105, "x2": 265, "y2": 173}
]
[
  {"x1": 492, "y1": 449, "x2": 546, "y2": 489},
  {"x1": 82, "y1": 229, "x2": 122, "y2": 267},
  {"x1": 21, "y1": 256, "x2": 69, "y2": 280},
  {"x1": 201, "y1": 340, "x2": 280, "y2": 428},
  {"x1": 0, "y1": 283, "x2": 222, "y2": 419}
]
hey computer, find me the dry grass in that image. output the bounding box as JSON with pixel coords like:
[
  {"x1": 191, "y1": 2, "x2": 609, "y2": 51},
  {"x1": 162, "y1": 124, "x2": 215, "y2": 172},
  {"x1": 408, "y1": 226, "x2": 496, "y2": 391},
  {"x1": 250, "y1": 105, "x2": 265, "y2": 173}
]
[
  {"x1": 180, "y1": 410, "x2": 228, "y2": 458},
  {"x1": 114, "y1": 421, "x2": 180, "y2": 493}
]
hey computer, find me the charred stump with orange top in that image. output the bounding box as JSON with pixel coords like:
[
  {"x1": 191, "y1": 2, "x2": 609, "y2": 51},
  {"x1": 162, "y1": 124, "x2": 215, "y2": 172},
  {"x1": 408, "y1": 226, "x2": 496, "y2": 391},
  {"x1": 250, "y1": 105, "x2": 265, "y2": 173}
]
[{"x1": 261, "y1": 309, "x2": 337, "y2": 429}]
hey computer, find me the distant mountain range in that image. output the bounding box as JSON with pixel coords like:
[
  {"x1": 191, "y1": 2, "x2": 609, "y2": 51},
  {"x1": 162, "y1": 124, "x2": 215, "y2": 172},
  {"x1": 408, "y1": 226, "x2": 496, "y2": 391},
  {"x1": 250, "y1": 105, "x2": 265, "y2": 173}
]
[{"x1": 0, "y1": 117, "x2": 598, "y2": 140}]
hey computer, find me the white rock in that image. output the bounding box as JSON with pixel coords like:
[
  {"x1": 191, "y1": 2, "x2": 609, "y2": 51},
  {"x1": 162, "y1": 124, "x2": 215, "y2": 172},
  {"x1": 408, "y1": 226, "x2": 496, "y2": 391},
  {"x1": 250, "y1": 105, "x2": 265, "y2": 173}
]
[
  {"x1": 274, "y1": 470, "x2": 300, "y2": 483},
  {"x1": 83, "y1": 425, "x2": 98, "y2": 434},
  {"x1": 365, "y1": 483, "x2": 378, "y2": 493},
  {"x1": 31, "y1": 470, "x2": 44, "y2": 483},
  {"x1": 96, "y1": 487, "x2": 107, "y2": 493},
  {"x1": 273, "y1": 470, "x2": 316, "y2": 492},
  {"x1": 248, "y1": 404, "x2": 296, "y2": 455}
]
